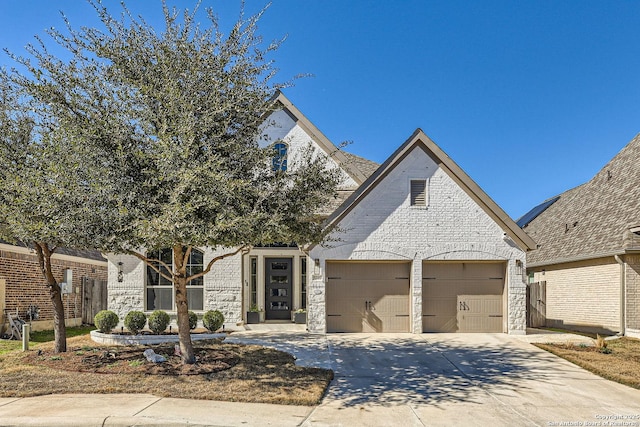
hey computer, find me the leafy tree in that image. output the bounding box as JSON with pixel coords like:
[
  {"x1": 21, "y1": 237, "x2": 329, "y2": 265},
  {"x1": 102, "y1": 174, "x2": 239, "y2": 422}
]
[
  {"x1": 2, "y1": 1, "x2": 341, "y2": 362},
  {"x1": 0, "y1": 72, "x2": 106, "y2": 353}
]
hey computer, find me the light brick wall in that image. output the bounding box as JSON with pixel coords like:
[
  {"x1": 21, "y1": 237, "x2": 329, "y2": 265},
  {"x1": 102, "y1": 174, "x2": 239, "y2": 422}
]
[
  {"x1": 259, "y1": 109, "x2": 357, "y2": 189},
  {"x1": 531, "y1": 257, "x2": 621, "y2": 333},
  {"x1": 310, "y1": 146, "x2": 527, "y2": 334},
  {"x1": 624, "y1": 254, "x2": 640, "y2": 332},
  {"x1": 107, "y1": 248, "x2": 242, "y2": 328}
]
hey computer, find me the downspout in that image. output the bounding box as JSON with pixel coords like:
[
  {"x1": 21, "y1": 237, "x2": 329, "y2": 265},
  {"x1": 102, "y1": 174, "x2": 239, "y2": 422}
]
[{"x1": 614, "y1": 254, "x2": 626, "y2": 336}]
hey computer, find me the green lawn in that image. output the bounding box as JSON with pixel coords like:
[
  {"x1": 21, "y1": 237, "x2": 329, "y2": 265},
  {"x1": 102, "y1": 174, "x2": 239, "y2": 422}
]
[{"x1": 0, "y1": 325, "x2": 94, "y2": 355}]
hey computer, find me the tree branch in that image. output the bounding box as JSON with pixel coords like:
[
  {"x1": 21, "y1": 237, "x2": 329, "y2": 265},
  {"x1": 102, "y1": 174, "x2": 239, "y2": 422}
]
[
  {"x1": 188, "y1": 245, "x2": 250, "y2": 283},
  {"x1": 127, "y1": 250, "x2": 174, "y2": 283}
]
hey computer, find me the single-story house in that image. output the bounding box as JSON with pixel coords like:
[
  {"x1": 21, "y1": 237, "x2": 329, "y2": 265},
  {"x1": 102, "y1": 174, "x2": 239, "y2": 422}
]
[
  {"x1": 520, "y1": 133, "x2": 640, "y2": 338},
  {"x1": 0, "y1": 241, "x2": 108, "y2": 333},
  {"x1": 107, "y1": 93, "x2": 536, "y2": 334}
]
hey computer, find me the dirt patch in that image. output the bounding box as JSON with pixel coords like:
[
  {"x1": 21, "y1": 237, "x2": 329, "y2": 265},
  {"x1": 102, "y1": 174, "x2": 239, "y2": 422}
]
[
  {"x1": 535, "y1": 337, "x2": 640, "y2": 390},
  {"x1": 24, "y1": 340, "x2": 239, "y2": 375}
]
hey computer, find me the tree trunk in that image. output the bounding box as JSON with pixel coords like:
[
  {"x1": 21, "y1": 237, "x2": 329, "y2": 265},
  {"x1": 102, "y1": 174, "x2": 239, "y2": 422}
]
[
  {"x1": 173, "y1": 245, "x2": 195, "y2": 364},
  {"x1": 34, "y1": 242, "x2": 67, "y2": 353}
]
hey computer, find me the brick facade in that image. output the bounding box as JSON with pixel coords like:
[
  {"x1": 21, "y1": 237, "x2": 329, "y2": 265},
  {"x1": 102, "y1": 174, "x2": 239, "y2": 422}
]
[
  {"x1": 107, "y1": 248, "x2": 242, "y2": 328},
  {"x1": 624, "y1": 254, "x2": 640, "y2": 335},
  {"x1": 310, "y1": 144, "x2": 529, "y2": 334},
  {"x1": 0, "y1": 245, "x2": 107, "y2": 332},
  {"x1": 530, "y1": 257, "x2": 621, "y2": 333}
]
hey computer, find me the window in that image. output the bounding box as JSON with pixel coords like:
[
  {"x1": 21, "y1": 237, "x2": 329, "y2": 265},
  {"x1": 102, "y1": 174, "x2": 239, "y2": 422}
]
[
  {"x1": 300, "y1": 257, "x2": 307, "y2": 309},
  {"x1": 410, "y1": 179, "x2": 427, "y2": 206},
  {"x1": 272, "y1": 142, "x2": 288, "y2": 171},
  {"x1": 250, "y1": 256, "x2": 258, "y2": 307},
  {"x1": 146, "y1": 247, "x2": 205, "y2": 311}
]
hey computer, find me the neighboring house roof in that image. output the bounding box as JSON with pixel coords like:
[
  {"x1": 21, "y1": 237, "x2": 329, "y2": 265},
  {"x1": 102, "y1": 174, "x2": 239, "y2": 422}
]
[
  {"x1": 0, "y1": 239, "x2": 106, "y2": 262},
  {"x1": 524, "y1": 133, "x2": 640, "y2": 267},
  {"x1": 516, "y1": 195, "x2": 560, "y2": 228},
  {"x1": 320, "y1": 129, "x2": 537, "y2": 251},
  {"x1": 273, "y1": 91, "x2": 370, "y2": 186}
]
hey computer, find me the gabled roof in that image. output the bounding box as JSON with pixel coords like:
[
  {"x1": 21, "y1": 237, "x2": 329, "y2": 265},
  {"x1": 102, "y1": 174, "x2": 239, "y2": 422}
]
[
  {"x1": 272, "y1": 91, "x2": 370, "y2": 185},
  {"x1": 322, "y1": 129, "x2": 537, "y2": 251},
  {"x1": 524, "y1": 133, "x2": 640, "y2": 267}
]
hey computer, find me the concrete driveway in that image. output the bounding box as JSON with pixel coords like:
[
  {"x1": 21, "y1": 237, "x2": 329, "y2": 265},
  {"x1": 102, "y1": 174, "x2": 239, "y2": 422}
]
[
  {"x1": 305, "y1": 333, "x2": 640, "y2": 426},
  {"x1": 2, "y1": 331, "x2": 640, "y2": 426}
]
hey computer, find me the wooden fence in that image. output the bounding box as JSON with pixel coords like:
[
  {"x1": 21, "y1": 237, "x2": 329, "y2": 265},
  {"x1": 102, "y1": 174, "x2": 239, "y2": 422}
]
[
  {"x1": 527, "y1": 280, "x2": 546, "y2": 328},
  {"x1": 82, "y1": 277, "x2": 108, "y2": 324}
]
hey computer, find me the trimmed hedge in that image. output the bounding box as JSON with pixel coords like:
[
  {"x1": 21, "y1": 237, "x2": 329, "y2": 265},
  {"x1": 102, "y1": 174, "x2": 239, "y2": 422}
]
[
  {"x1": 188, "y1": 311, "x2": 198, "y2": 330},
  {"x1": 203, "y1": 310, "x2": 224, "y2": 332},
  {"x1": 94, "y1": 310, "x2": 119, "y2": 333},
  {"x1": 124, "y1": 311, "x2": 147, "y2": 335},
  {"x1": 148, "y1": 310, "x2": 170, "y2": 334}
]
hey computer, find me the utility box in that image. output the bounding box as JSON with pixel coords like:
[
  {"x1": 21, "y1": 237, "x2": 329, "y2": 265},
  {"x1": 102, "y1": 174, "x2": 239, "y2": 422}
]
[{"x1": 60, "y1": 269, "x2": 73, "y2": 294}]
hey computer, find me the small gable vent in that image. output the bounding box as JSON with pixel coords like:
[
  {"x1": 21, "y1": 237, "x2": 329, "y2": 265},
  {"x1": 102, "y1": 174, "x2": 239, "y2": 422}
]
[{"x1": 411, "y1": 180, "x2": 427, "y2": 206}]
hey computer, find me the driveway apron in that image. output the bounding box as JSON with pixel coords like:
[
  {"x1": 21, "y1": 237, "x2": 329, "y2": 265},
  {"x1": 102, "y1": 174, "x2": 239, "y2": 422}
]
[{"x1": 304, "y1": 333, "x2": 640, "y2": 427}]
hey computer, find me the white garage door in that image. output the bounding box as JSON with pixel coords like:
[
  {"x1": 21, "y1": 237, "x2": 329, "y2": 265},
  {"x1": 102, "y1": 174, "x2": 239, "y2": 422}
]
[
  {"x1": 422, "y1": 262, "x2": 505, "y2": 333},
  {"x1": 326, "y1": 262, "x2": 410, "y2": 333}
]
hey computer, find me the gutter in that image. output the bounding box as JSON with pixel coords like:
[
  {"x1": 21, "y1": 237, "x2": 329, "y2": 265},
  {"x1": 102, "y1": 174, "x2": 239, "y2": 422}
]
[
  {"x1": 614, "y1": 255, "x2": 626, "y2": 336},
  {"x1": 527, "y1": 248, "x2": 640, "y2": 269}
]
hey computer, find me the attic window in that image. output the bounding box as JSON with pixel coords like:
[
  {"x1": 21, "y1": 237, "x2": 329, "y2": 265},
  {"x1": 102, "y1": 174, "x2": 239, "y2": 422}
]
[
  {"x1": 410, "y1": 180, "x2": 427, "y2": 206},
  {"x1": 272, "y1": 142, "x2": 288, "y2": 172}
]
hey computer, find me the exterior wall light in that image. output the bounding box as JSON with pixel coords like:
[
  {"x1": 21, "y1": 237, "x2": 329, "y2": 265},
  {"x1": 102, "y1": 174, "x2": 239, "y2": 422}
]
[{"x1": 117, "y1": 262, "x2": 124, "y2": 283}]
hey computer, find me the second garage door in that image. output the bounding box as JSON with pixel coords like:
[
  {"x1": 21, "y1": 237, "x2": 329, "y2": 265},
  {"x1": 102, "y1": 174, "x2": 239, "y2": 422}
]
[
  {"x1": 422, "y1": 262, "x2": 505, "y2": 333},
  {"x1": 326, "y1": 262, "x2": 410, "y2": 333}
]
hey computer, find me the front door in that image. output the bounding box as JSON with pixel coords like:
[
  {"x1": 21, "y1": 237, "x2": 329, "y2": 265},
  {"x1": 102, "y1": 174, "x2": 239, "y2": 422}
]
[{"x1": 265, "y1": 258, "x2": 293, "y2": 320}]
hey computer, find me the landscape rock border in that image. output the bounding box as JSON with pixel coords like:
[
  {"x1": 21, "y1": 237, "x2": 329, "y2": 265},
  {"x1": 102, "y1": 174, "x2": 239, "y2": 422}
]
[{"x1": 90, "y1": 330, "x2": 226, "y2": 346}]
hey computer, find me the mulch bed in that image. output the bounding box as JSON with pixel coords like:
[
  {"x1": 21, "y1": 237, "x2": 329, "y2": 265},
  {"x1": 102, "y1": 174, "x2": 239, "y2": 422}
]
[{"x1": 24, "y1": 340, "x2": 239, "y2": 375}]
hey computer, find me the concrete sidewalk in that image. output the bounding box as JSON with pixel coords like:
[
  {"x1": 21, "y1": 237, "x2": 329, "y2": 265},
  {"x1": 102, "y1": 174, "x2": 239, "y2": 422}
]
[{"x1": 0, "y1": 394, "x2": 314, "y2": 426}]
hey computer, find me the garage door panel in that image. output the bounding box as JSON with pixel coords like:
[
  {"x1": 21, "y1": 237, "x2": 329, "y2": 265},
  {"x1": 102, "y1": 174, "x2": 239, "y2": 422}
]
[
  {"x1": 458, "y1": 295, "x2": 503, "y2": 332},
  {"x1": 422, "y1": 262, "x2": 505, "y2": 333},
  {"x1": 423, "y1": 296, "x2": 457, "y2": 332},
  {"x1": 326, "y1": 262, "x2": 410, "y2": 333}
]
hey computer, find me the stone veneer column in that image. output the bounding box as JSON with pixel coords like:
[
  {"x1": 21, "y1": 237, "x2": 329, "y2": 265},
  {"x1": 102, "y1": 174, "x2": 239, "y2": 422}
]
[
  {"x1": 307, "y1": 259, "x2": 326, "y2": 334},
  {"x1": 411, "y1": 260, "x2": 423, "y2": 334},
  {"x1": 507, "y1": 259, "x2": 527, "y2": 334}
]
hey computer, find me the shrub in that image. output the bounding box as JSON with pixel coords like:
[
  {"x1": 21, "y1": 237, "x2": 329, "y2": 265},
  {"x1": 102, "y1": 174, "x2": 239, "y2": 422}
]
[
  {"x1": 203, "y1": 310, "x2": 224, "y2": 332},
  {"x1": 94, "y1": 310, "x2": 119, "y2": 333},
  {"x1": 188, "y1": 311, "x2": 198, "y2": 330},
  {"x1": 124, "y1": 311, "x2": 147, "y2": 335},
  {"x1": 594, "y1": 334, "x2": 612, "y2": 354},
  {"x1": 148, "y1": 310, "x2": 170, "y2": 334}
]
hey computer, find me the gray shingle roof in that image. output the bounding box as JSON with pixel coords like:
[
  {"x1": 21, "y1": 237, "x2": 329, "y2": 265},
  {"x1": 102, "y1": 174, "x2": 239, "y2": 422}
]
[
  {"x1": 316, "y1": 152, "x2": 379, "y2": 217},
  {"x1": 342, "y1": 152, "x2": 380, "y2": 179},
  {"x1": 524, "y1": 133, "x2": 640, "y2": 266}
]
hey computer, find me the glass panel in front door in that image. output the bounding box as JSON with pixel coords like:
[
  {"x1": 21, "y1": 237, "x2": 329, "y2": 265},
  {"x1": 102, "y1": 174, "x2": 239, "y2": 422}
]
[{"x1": 265, "y1": 258, "x2": 292, "y2": 320}]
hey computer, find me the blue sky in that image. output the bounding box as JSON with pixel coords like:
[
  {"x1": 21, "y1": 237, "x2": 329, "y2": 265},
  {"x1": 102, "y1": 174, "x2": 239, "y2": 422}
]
[{"x1": 2, "y1": 1, "x2": 639, "y2": 220}]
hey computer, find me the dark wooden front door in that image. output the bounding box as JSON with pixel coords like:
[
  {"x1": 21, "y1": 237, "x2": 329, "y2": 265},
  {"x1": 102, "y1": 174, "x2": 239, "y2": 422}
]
[{"x1": 265, "y1": 258, "x2": 293, "y2": 320}]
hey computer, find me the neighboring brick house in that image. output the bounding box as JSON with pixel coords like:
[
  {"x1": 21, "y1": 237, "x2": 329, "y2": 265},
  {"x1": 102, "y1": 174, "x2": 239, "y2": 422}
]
[
  {"x1": 521, "y1": 134, "x2": 640, "y2": 337},
  {"x1": 0, "y1": 242, "x2": 108, "y2": 333},
  {"x1": 107, "y1": 93, "x2": 536, "y2": 334}
]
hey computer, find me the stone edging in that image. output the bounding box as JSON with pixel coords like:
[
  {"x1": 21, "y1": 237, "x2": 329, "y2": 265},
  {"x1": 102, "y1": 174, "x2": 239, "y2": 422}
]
[{"x1": 90, "y1": 330, "x2": 226, "y2": 346}]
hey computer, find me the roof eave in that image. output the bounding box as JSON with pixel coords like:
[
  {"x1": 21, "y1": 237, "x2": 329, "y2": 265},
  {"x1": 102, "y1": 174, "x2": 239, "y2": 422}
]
[
  {"x1": 272, "y1": 92, "x2": 369, "y2": 185},
  {"x1": 527, "y1": 248, "x2": 640, "y2": 268}
]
